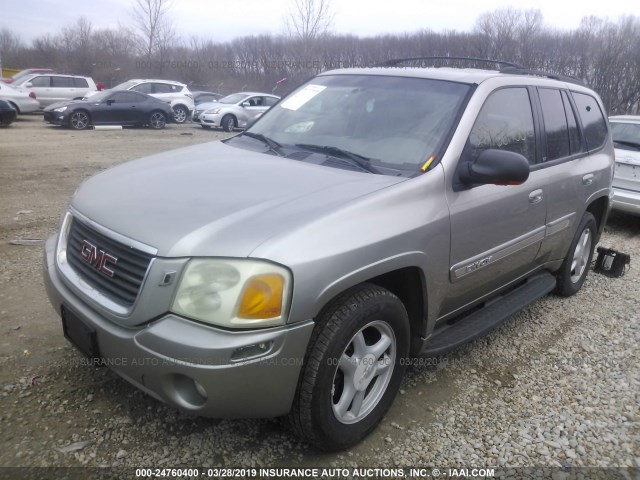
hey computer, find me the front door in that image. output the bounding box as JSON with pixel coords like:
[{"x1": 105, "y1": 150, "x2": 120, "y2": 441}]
[{"x1": 442, "y1": 87, "x2": 548, "y2": 316}]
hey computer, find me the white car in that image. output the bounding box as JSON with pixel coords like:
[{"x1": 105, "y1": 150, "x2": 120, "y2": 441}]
[
  {"x1": 88, "y1": 79, "x2": 195, "y2": 123},
  {"x1": 609, "y1": 115, "x2": 640, "y2": 215},
  {"x1": 0, "y1": 82, "x2": 40, "y2": 114},
  {"x1": 13, "y1": 74, "x2": 98, "y2": 108},
  {"x1": 198, "y1": 92, "x2": 280, "y2": 132}
]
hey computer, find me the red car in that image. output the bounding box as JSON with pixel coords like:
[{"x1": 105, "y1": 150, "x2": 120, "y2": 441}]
[{"x1": 2, "y1": 68, "x2": 55, "y2": 84}]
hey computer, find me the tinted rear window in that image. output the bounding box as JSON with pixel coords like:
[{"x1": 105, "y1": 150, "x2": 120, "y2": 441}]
[
  {"x1": 572, "y1": 92, "x2": 607, "y2": 151},
  {"x1": 74, "y1": 78, "x2": 89, "y2": 88},
  {"x1": 52, "y1": 76, "x2": 74, "y2": 88}
]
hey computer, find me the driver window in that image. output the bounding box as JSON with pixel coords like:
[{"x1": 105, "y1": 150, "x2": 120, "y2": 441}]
[{"x1": 468, "y1": 88, "x2": 536, "y2": 164}]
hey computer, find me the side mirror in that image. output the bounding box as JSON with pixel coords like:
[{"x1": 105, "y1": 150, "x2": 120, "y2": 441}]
[
  {"x1": 459, "y1": 149, "x2": 530, "y2": 186},
  {"x1": 25, "y1": 82, "x2": 33, "y2": 88},
  {"x1": 106, "y1": 99, "x2": 115, "y2": 105},
  {"x1": 241, "y1": 101, "x2": 250, "y2": 107}
]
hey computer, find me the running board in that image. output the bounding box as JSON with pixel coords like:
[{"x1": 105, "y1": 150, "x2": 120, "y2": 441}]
[{"x1": 422, "y1": 272, "x2": 556, "y2": 357}]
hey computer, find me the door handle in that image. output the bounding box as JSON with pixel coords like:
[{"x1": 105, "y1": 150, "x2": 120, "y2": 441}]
[
  {"x1": 582, "y1": 174, "x2": 594, "y2": 186},
  {"x1": 529, "y1": 189, "x2": 544, "y2": 204}
]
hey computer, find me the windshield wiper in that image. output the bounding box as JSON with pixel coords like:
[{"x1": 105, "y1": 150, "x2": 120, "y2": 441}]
[
  {"x1": 241, "y1": 131, "x2": 284, "y2": 156},
  {"x1": 613, "y1": 139, "x2": 640, "y2": 151},
  {"x1": 294, "y1": 143, "x2": 380, "y2": 174}
]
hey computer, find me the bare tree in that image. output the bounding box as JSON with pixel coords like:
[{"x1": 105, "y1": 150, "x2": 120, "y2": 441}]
[
  {"x1": 285, "y1": 0, "x2": 334, "y2": 42},
  {"x1": 131, "y1": 0, "x2": 175, "y2": 64}
]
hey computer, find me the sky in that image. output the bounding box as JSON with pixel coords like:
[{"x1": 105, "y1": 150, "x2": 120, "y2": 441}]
[{"x1": 1, "y1": 0, "x2": 638, "y2": 44}]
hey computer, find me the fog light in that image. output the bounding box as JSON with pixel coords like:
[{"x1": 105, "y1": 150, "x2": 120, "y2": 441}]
[{"x1": 230, "y1": 341, "x2": 273, "y2": 362}]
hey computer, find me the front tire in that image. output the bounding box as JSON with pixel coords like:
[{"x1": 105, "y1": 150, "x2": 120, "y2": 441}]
[
  {"x1": 554, "y1": 212, "x2": 597, "y2": 297},
  {"x1": 221, "y1": 115, "x2": 236, "y2": 132},
  {"x1": 172, "y1": 105, "x2": 188, "y2": 124},
  {"x1": 288, "y1": 284, "x2": 409, "y2": 451},
  {"x1": 69, "y1": 110, "x2": 90, "y2": 130}
]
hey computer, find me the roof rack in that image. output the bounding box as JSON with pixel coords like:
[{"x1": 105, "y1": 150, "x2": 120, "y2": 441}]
[
  {"x1": 377, "y1": 56, "x2": 585, "y2": 86},
  {"x1": 498, "y1": 66, "x2": 584, "y2": 86},
  {"x1": 378, "y1": 56, "x2": 521, "y2": 69}
]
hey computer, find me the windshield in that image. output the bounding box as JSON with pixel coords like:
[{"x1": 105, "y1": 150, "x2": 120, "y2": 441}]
[
  {"x1": 245, "y1": 74, "x2": 470, "y2": 176},
  {"x1": 219, "y1": 93, "x2": 248, "y2": 104},
  {"x1": 610, "y1": 122, "x2": 640, "y2": 151},
  {"x1": 111, "y1": 81, "x2": 139, "y2": 90}
]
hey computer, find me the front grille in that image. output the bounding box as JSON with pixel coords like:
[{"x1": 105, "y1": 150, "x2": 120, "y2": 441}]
[{"x1": 66, "y1": 217, "x2": 154, "y2": 307}]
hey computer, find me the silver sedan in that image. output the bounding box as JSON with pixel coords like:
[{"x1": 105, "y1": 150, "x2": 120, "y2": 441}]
[
  {"x1": 197, "y1": 92, "x2": 280, "y2": 132},
  {"x1": 0, "y1": 82, "x2": 40, "y2": 114}
]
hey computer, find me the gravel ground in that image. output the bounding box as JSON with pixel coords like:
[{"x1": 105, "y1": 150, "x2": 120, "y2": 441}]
[{"x1": 0, "y1": 116, "x2": 638, "y2": 478}]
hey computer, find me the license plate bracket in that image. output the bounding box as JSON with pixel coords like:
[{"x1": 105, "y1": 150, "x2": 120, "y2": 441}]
[{"x1": 61, "y1": 307, "x2": 101, "y2": 360}]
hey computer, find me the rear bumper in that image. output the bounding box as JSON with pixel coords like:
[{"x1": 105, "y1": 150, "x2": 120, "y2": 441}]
[
  {"x1": 611, "y1": 186, "x2": 640, "y2": 214},
  {"x1": 43, "y1": 235, "x2": 314, "y2": 418}
]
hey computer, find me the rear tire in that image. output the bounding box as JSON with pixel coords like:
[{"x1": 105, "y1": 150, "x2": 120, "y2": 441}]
[
  {"x1": 287, "y1": 284, "x2": 409, "y2": 451},
  {"x1": 69, "y1": 110, "x2": 90, "y2": 130},
  {"x1": 554, "y1": 212, "x2": 597, "y2": 297}
]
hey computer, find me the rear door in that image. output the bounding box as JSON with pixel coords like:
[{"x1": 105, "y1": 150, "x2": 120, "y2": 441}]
[
  {"x1": 533, "y1": 88, "x2": 606, "y2": 262},
  {"x1": 443, "y1": 87, "x2": 548, "y2": 315},
  {"x1": 50, "y1": 76, "x2": 78, "y2": 104}
]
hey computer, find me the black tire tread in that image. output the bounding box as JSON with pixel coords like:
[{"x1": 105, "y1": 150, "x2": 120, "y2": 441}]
[
  {"x1": 553, "y1": 212, "x2": 597, "y2": 297},
  {"x1": 287, "y1": 283, "x2": 404, "y2": 450}
]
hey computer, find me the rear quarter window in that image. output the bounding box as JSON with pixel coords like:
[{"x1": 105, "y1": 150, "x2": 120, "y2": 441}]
[
  {"x1": 572, "y1": 92, "x2": 608, "y2": 151},
  {"x1": 74, "y1": 78, "x2": 89, "y2": 88}
]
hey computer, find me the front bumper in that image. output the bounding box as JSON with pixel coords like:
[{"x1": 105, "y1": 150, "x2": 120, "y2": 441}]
[
  {"x1": 43, "y1": 111, "x2": 67, "y2": 126},
  {"x1": 200, "y1": 113, "x2": 222, "y2": 128},
  {"x1": 611, "y1": 186, "x2": 640, "y2": 215},
  {"x1": 43, "y1": 235, "x2": 314, "y2": 418}
]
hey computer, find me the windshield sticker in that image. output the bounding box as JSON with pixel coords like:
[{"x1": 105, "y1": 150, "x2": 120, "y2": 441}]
[{"x1": 281, "y1": 84, "x2": 326, "y2": 111}]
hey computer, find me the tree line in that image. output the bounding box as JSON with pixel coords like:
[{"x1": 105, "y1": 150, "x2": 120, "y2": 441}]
[{"x1": 1, "y1": 7, "x2": 639, "y2": 114}]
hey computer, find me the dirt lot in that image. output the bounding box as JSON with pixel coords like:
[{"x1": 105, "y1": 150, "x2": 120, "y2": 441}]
[{"x1": 0, "y1": 115, "x2": 638, "y2": 475}]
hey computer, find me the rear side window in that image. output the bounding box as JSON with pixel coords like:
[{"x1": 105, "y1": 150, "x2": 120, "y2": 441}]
[
  {"x1": 468, "y1": 87, "x2": 536, "y2": 164},
  {"x1": 538, "y1": 88, "x2": 570, "y2": 161},
  {"x1": 264, "y1": 96, "x2": 279, "y2": 106},
  {"x1": 131, "y1": 83, "x2": 152, "y2": 94},
  {"x1": 572, "y1": 92, "x2": 607, "y2": 151},
  {"x1": 52, "y1": 76, "x2": 74, "y2": 88},
  {"x1": 74, "y1": 77, "x2": 89, "y2": 88},
  {"x1": 153, "y1": 83, "x2": 178, "y2": 94}
]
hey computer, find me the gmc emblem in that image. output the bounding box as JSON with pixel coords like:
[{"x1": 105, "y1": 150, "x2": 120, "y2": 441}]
[{"x1": 80, "y1": 240, "x2": 118, "y2": 277}]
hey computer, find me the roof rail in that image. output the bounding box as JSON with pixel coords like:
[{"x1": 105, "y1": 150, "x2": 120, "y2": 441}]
[
  {"x1": 378, "y1": 56, "x2": 585, "y2": 85},
  {"x1": 378, "y1": 56, "x2": 521, "y2": 69},
  {"x1": 498, "y1": 66, "x2": 585, "y2": 86}
]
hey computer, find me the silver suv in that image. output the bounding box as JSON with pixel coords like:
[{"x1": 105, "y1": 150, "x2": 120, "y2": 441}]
[
  {"x1": 14, "y1": 74, "x2": 97, "y2": 108},
  {"x1": 43, "y1": 59, "x2": 613, "y2": 451}
]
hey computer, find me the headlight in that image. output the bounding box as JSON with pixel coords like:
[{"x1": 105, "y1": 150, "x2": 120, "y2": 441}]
[
  {"x1": 171, "y1": 259, "x2": 292, "y2": 328},
  {"x1": 54, "y1": 106, "x2": 68, "y2": 112},
  {"x1": 205, "y1": 108, "x2": 221, "y2": 114}
]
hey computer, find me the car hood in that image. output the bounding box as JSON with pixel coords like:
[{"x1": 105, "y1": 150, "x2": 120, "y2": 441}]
[
  {"x1": 195, "y1": 101, "x2": 222, "y2": 111},
  {"x1": 44, "y1": 99, "x2": 88, "y2": 111},
  {"x1": 71, "y1": 141, "x2": 406, "y2": 258}
]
